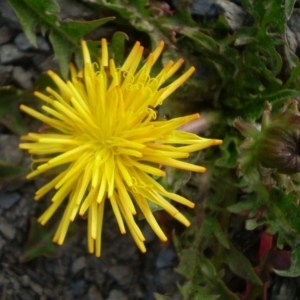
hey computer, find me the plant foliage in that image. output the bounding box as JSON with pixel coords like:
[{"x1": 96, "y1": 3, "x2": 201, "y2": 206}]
[{"x1": 8, "y1": 0, "x2": 114, "y2": 77}]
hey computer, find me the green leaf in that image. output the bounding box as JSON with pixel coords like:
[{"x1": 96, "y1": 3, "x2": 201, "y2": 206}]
[
  {"x1": 50, "y1": 18, "x2": 114, "y2": 76},
  {"x1": 0, "y1": 86, "x2": 29, "y2": 134},
  {"x1": 215, "y1": 135, "x2": 239, "y2": 169},
  {"x1": 262, "y1": 1, "x2": 285, "y2": 33},
  {"x1": 111, "y1": 31, "x2": 128, "y2": 66},
  {"x1": 8, "y1": 0, "x2": 114, "y2": 77},
  {"x1": 262, "y1": 89, "x2": 300, "y2": 105},
  {"x1": 178, "y1": 281, "x2": 226, "y2": 300},
  {"x1": 197, "y1": 255, "x2": 240, "y2": 300},
  {"x1": 224, "y1": 245, "x2": 262, "y2": 285},
  {"x1": 179, "y1": 26, "x2": 220, "y2": 53},
  {"x1": 0, "y1": 160, "x2": 27, "y2": 181},
  {"x1": 202, "y1": 217, "x2": 230, "y2": 249},
  {"x1": 176, "y1": 248, "x2": 198, "y2": 277},
  {"x1": 20, "y1": 218, "x2": 58, "y2": 262},
  {"x1": 8, "y1": 0, "x2": 59, "y2": 46},
  {"x1": 154, "y1": 293, "x2": 171, "y2": 300},
  {"x1": 98, "y1": 0, "x2": 176, "y2": 55},
  {"x1": 198, "y1": 255, "x2": 218, "y2": 280},
  {"x1": 227, "y1": 199, "x2": 258, "y2": 214},
  {"x1": 245, "y1": 218, "x2": 262, "y2": 231},
  {"x1": 285, "y1": 0, "x2": 297, "y2": 19}
]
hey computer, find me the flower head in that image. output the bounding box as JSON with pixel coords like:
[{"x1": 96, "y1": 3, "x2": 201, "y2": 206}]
[
  {"x1": 234, "y1": 100, "x2": 300, "y2": 175},
  {"x1": 20, "y1": 39, "x2": 222, "y2": 256},
  {"x1": 256, "y1": 102, "x2": 300, "y2": 174}
]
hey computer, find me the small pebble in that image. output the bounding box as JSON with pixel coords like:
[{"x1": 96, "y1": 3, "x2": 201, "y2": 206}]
[
  {"x1": 0, "y1": 44, "x2": 24, "y2": 64},
  {"x1": 21, "y1": 275, "x2": 30, "y2": 287},
  {"x1": 175, "y1": 0, "x2": 222, "y2": 17},
  {"x1": 156, "y1": 247, "x2": 177, "y2": 269},
  {"x1": 88, "y1": 285, "x2": 103, "y2": 300},
  {"x1": 106, "y1": 289, "x2": 128, "y2": 300},
  {"x1": 155, "y1": 268, "x2": 182, "y2": 294},
  {"x1": 57, "y1": 0, "x2": 96, "y2": 19},
  {"x1": 14, "y1": 33, "x2": 33, "y2": 51},
  {"x1": 286, "y1": 26, "x2": 298, "y2": 52},
  {"x1": 0, "y1": 219, "x2": 16, "y2": 240},
  {"x1": 1, "y1": 1, "x2": 22, "y2": 28},
  {"x1": 108, "y1": 265, "x2": 133, "y2": 287},
  {"x1": 289, "y1": 12, "x2": 300, "y2": 47},
  {"x1": 12, "y1": 66, "x2": 37, "y2": 89},
  {"x1": 72, "y1": 256, "x2": 87, "y2": 274},
  {"x1": 0, "y1": 135, "x2": 23, "y2": 165},
  {"x1": 14, "y1": 33, "x2": 50, "y2": 52},
  {"x1": 30, "y1": 280, "x2": 44, "y2": 296},
  {"x1": 217, "y1": 0, "x2": 245, "y2": 31},
  {"x1": 0, "y1": 192, "x2": 21, "y2": 210},
  {"x1": 72, "y1": 279, "x2": 86, "y2": 297},
  {"x1": 36, "y1": 37, "x2": 50, "y2": 52}
]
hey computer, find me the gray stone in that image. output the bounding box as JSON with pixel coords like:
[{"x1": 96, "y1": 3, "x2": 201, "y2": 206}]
[
  {"x1": 12, "y1": 66, "x2": 37, "y2": 89},
  {"x1": 193, "y1": 0, "x2": 221, "y2": 17},
  {"x1": 88, "y1": 285, "x2": 103, "y2": 300},
  {"x1": 173, "y1": 0, "x2": 221, "y2": 17},
  {"x1": 107, "y1": 265, "x2": 133, "y2": 286},
  {"x1": 0, "y1": 0, "x2": 21, "y2": 29},
  {"x1": 0, "y1": 191, "x2": 21, "y2": 210},
  {"x1": 56, "y1": 0, "x2": 96, "y2": 19},
  {"x1": 0, "y1": 218, "x2": 16, "y2": 240},
  {"x1": 84, "y1": 261, "x2": 105, "y2": 285},
  {"x1": 14, "y1": 33, "x2": 50, "y2": 52},
  {"x1": 175, "y1": 0, "x2": 245, "y2": 30},
  {"x1": 0, "y1": 44, "x2": 24, "y2": 64},
  {"x1": 156, "y1": 247, "x2": 177, "y2": 269},
  {"x1": 36, "y1": 37, "x2": 50, "y2": 52},
  {"x1": 216, "y1": 0, "x2": 245, "y2": 31},
  {"x1": 21, "y1": 275, "x2": 30, "y2": 287},
  {"x1": 0, "y1": 135, "x2": 23, "y2": 165},
  {"x1": 13, "y1": 193, "x2": 34, "y2": 219},
  {"x1": 286, "y1": 25, "x2": 298, "y2": 53},
  {"x1": 63, "y1": 290, "x2": 74, "y2": 300},
  {"x1": 289, "y1": 12, "x2": 300, "y2": 48},
  {"x1": 72, "y1": 279, "x2": 86, "y2": 297},
  {"x1": 30, "y1": 281, "x2": 43, "y2": 296},
  {"x1": 72, "y1": 256, "x2": 87, "y2": 274},
  {"x1": 14, "y1": 33, "x2": 33, "y2": 51},
  {"x1": 155, "y1": 268, "x2": 180, "y2": 294},
  {"x1": 106, "y1": 289, "x2": 128, "y2": 300}
]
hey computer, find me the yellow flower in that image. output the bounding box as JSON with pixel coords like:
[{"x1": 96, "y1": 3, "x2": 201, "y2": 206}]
[{"x1": 20, "y1": 39, "x2": 222, "y2": 256}]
